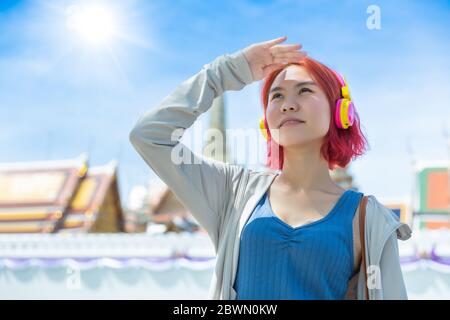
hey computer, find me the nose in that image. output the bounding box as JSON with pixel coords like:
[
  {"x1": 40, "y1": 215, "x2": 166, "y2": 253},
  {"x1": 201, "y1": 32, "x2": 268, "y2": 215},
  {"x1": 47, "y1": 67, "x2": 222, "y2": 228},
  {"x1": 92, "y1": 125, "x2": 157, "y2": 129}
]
[{"x1": 280, "y1": 101, "x2": 299, "y2": 113}]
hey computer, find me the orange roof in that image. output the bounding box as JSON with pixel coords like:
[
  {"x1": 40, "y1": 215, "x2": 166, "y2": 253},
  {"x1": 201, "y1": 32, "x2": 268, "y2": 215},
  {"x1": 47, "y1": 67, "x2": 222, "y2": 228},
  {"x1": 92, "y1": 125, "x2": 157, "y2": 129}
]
[
  {"x1": 0, "y1": 154, "x2": 88, "y2": 233},
  {"x1": 61, "y1": 161, "x2": 122, "y2": 231},
  {"x1": 0, "y1": 154, "x2": 123, "y2": 233}
]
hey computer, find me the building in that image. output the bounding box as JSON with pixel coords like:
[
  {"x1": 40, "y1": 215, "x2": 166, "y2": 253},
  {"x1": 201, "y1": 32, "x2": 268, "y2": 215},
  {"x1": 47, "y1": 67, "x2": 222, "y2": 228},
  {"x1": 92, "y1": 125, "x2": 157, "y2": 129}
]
[
  {"x1": 412, "y1": 161, "x2": 450, "y2": 230},
  {"x1": 0, "y1": 154, "x2": 125, "y2": 233},
  {"x1": 146, "y1": 183, "x2": 202, "y2": 234}
]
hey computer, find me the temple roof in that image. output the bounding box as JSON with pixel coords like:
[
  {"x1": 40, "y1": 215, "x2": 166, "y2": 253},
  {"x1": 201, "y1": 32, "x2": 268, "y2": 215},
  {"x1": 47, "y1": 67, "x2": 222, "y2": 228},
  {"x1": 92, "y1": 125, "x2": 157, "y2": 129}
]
[{"x1": 0, "y1": 154, "x2": 123, "y2": 233}]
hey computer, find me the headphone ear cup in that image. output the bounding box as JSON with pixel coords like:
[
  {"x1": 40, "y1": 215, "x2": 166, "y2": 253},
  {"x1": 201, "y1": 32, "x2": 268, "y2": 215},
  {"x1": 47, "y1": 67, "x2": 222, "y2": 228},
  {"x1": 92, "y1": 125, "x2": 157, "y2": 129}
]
[
  {"x1": 334, "y1": 99, "x2": 344, "y2": 129},
  {"x1": 259, "y1": 117, "x2": 269, "y2": 141},
  {"x1": 347, "y1": 101, "x2": 355, "y2": 127},
  {"x1": 341, "y1": 100, "x2": 351, "y2": 129},
  {"x1": 335, "y1": 99, "x2": 355, "y2": 129},
  {"x1": 334, "y1": 72, "x2": 356, "y2": 130}
]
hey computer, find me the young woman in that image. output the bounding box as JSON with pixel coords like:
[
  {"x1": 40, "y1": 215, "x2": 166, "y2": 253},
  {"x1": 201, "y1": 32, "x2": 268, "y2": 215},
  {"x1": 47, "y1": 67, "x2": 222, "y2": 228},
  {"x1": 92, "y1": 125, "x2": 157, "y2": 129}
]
[{"x1": 130, "y1": 36, "x2": 411, "y2": 300}]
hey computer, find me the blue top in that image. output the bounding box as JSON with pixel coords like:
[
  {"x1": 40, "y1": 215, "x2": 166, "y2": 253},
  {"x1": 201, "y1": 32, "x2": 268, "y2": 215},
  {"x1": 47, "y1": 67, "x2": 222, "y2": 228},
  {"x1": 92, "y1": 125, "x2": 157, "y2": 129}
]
[{"x1": 233, "y1": 188, "x2": 363, "y2": 300}]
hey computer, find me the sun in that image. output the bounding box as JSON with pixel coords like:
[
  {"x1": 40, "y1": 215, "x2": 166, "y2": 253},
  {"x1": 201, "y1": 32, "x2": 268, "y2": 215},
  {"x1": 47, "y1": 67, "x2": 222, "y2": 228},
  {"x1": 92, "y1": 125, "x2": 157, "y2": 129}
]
[{"x1": 66, "y1": 5, "x2": 117, "y2": 46}]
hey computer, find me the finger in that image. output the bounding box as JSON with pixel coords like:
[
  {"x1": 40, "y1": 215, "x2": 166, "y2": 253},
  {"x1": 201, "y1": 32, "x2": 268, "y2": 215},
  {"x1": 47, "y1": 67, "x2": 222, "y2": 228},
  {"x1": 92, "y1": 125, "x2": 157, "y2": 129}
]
[
  {"x1": 273, "y1": 52, "x2": 307, "y2": 64},
  {"x1": 271, "y1": 44, "x2": 302, "y2": 54},
  {"x1": 262, "y1": 36, "x2": 287, "y2": 47},
  {"x1": 274, "y1": 51, "x2": 307, "y2": 60}
]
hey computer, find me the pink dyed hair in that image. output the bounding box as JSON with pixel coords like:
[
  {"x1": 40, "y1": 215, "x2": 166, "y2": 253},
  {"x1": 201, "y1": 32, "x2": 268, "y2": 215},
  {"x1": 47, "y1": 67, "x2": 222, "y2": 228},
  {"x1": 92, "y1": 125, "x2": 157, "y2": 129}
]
[{"x1": 260, "y1": 57, "x2": 370, "y2": 170}]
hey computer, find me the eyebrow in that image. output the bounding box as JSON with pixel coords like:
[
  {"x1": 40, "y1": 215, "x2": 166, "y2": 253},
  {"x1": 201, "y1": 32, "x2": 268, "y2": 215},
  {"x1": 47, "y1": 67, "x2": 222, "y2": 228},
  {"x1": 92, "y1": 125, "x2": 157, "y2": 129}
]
[{"x1": 269, "y1": 81, "x2": 317, "y2": 94}]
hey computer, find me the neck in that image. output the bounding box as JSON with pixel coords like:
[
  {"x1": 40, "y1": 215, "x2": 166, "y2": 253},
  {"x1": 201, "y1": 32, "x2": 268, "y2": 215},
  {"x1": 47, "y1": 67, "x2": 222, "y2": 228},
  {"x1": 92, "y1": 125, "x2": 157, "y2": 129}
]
[{"x1": 278, "y1": 140, "x2": 341, "y2": 193}]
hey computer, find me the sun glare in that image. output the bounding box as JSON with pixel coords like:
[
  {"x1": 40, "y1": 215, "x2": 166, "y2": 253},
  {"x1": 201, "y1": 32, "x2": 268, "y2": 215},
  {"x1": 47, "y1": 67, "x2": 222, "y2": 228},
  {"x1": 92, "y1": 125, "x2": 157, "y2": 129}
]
[{"x1": 66, "y1": 5, "x2": 117, "y2": 46}]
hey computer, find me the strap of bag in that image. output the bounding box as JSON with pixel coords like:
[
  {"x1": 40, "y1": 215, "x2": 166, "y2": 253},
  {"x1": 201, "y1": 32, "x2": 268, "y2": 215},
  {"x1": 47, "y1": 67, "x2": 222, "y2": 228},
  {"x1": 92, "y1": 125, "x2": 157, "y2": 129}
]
[{"x1": 359, "y1": 195, "x2": 369, "y2": 300}]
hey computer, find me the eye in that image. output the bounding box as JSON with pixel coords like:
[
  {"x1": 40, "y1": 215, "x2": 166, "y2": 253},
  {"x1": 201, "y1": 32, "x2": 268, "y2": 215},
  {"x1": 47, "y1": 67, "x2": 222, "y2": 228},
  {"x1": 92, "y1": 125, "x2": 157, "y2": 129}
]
[
  {"x1": 271, "y1": 88, "x2": 313, "y2": 100},
  {"x1": 271, "y1": 93, "x2": 282, "y2": 100},
  {"x1": 299, "y1": 87, "x2": 312, "y2": 94}
]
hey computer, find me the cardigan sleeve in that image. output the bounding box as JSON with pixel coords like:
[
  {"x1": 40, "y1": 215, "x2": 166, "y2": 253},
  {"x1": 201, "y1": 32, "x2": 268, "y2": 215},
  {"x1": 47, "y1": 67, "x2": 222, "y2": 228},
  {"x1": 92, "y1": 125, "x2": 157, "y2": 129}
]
[
  {"x1": 379, "y1": 232, "x2": 409, "y2": 299},
  {"x1": 360, "y1": 195, "x2": 412, "y2": 299},
  {"x1": 129, "y1": 49, "x2": 253, "y2": 249}
]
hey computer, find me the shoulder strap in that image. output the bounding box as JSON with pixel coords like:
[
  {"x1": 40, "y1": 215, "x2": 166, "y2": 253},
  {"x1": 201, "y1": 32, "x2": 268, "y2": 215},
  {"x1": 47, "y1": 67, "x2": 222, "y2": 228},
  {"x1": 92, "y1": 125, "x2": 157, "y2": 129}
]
[{"x1": 359, "y1": 195, "x2": 369, "y2": 300}]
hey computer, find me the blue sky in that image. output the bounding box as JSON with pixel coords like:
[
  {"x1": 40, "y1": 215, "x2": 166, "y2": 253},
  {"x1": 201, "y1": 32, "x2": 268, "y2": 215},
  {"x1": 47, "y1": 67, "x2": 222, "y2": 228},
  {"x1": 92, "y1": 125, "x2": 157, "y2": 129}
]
[{"x1": 0, "y1": 0, "x2": 449, "y2": 206}]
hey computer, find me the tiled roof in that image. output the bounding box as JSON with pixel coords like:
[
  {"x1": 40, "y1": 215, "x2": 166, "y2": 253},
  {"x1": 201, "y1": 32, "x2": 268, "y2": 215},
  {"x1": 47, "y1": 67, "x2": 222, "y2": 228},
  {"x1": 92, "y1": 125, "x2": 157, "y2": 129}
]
[{"x1": 0, "y1": 155, "x2": 123, "y2": 233}]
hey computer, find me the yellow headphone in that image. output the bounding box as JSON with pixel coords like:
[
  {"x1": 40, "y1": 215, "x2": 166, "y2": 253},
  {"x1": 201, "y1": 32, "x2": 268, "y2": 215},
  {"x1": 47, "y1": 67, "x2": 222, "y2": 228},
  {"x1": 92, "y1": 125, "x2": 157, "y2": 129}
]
[
  {"x1": 259, "y1": 72, "x2": 355, "y2": 140},
  {"x1": 259, "y1": 116, "x2": 269, "y2": 141}
]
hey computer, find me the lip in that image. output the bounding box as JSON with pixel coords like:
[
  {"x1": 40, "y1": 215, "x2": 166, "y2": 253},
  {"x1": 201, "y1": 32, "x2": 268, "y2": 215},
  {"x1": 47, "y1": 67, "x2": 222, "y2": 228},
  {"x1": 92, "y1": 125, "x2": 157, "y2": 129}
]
[{"x1": 279, "y1": 117, "x2": 306, "y2": 128}]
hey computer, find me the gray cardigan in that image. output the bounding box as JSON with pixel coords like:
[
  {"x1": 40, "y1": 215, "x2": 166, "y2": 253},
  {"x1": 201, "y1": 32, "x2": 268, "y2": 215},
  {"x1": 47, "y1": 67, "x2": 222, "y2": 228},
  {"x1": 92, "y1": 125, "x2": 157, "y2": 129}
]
[{"x1": 129, "y1": 49, "x2": 412, "y2": 300}]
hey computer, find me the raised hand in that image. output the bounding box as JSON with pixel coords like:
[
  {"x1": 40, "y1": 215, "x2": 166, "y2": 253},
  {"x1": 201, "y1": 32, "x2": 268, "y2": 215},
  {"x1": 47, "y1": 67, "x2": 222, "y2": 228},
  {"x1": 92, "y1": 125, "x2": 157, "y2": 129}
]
[{"x1": 242, "y1": 36, "x2": 307, "y2": 82}]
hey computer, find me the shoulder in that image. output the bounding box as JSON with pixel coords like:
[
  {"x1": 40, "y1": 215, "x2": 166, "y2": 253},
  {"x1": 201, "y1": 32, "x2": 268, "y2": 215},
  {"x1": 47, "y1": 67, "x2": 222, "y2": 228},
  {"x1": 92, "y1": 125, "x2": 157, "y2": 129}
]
[{"x1": 365, "y1": 194, "x2": 412, "y2": 241}]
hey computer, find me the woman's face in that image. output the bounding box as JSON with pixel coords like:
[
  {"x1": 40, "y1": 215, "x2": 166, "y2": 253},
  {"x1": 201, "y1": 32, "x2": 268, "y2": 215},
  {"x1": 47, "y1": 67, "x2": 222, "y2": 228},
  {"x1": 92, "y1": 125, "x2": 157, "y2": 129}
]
[{"x1": 266, "y1": 65, "x2": 331, "y2": 147}]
